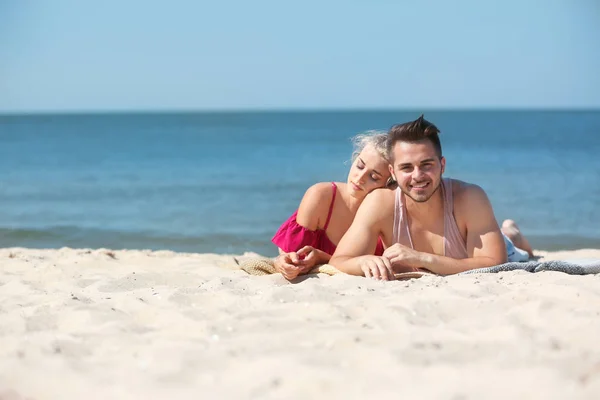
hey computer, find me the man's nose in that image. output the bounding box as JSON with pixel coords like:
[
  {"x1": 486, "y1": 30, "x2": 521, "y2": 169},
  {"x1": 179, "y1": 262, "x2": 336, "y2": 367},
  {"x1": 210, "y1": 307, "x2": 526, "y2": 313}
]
[{"x1": 412, "y1": 167, "x2": 425, "y2": 179}]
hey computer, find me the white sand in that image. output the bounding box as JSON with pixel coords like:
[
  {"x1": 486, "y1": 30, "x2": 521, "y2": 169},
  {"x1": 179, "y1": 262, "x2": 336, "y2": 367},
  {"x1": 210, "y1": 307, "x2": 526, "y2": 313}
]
[{"x1": 1, "y1": 247, "x2": 600, "y2": 400}]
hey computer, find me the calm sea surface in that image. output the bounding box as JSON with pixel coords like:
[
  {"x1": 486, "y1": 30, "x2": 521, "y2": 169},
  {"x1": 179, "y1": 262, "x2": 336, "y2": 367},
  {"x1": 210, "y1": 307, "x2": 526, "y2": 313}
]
[{"x1": 1, "y1": 110, "x2": 599, "y2": 255}]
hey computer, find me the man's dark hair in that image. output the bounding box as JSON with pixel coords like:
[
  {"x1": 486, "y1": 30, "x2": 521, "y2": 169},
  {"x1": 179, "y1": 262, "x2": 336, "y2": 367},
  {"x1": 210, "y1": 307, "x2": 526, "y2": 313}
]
[{"x1": 387, "y1": 114, "x2": 442, "y2": 159}]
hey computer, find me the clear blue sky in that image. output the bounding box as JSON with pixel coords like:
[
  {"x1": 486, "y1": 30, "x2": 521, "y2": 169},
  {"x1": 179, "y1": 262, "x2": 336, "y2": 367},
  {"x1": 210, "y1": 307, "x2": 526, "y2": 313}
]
[{"x1": 1, "y1": 0, "x2": 599, "y2": 113}]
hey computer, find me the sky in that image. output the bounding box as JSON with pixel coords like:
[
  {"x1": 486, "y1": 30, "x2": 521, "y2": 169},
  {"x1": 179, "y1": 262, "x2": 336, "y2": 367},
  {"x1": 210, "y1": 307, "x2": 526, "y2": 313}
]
[{"x1": 1, "y1": 0, "x2": 599, "y2": 113}]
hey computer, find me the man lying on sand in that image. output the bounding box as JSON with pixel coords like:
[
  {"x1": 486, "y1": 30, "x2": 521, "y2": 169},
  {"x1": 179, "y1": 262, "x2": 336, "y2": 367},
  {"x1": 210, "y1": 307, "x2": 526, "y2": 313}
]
[{"x1": 330, "y1": 115, "x2": 522, "y2": 280}]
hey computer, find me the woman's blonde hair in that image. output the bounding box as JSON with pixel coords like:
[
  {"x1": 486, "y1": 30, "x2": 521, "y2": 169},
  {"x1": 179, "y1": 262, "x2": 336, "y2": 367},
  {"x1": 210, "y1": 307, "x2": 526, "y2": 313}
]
[
  {"x1": 350, "y1": 130, "x2": 396, "y2": 188},
  {"x1": 351, "y1": 130, "x2": 390, "y2": 163}
]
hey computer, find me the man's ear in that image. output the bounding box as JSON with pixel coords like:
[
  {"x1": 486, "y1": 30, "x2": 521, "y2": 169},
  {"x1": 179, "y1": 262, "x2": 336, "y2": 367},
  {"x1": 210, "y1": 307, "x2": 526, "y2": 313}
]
[
  {"x1": 386, "y1": 164, "x2": 398, "y2": 189},
  {"x1": 386, "y1": 176, "x2": 397, "y2": 189},
  {"x1": 388, "y1": 163, "x2": 396, "y2": 181},
  {"x1": 440, "y1": 156, "x2": 446, "y2": 175}
]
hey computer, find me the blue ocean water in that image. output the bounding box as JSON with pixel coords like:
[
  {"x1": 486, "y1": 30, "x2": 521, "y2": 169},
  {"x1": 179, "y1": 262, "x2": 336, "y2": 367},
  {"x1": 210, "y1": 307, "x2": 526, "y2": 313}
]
[{"x1": 1, "y1": 111, "x2": 599, "y2": 256}]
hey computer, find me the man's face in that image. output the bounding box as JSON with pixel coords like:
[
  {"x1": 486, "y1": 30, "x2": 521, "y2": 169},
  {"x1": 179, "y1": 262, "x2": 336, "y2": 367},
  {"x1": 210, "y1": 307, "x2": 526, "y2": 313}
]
[{"x1": 389, "y1": 139, "x2": 445, "y2": 203}]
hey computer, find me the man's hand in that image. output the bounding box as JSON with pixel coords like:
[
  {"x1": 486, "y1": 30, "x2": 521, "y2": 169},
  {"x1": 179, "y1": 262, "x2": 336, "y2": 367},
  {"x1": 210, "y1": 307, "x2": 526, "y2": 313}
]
[
  {"x1": 382, "y1": 243, "x2": 422, "y2": 272},
  {"x1": 358, "y1": 255, "x2": 395, "y2": 281},
  {"x1": 328, "y1": 189, "x2": 396, "y2": 277}
]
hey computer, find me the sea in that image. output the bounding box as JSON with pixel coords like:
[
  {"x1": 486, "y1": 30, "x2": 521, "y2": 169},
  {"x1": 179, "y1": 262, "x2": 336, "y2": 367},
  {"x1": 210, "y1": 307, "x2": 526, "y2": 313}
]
[{"x1": 1, "y1": 110, "x2": 599, "y2": 256}]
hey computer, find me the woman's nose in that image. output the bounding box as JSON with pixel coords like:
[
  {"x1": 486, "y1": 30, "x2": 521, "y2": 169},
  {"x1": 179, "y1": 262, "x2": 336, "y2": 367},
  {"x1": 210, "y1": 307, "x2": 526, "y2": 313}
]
[{"x1": 357, "y1": 169, "x2": 368, "y2": 183}]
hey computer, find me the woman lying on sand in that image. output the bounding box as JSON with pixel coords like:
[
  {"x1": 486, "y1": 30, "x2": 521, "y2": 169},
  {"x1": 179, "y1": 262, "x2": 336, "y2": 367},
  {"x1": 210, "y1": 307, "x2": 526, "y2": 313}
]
[
  {"x1": 271, "y1": 131, "x2": 533, "y2": 280},
  {"x1": 271, "y1": 131, "x2": 392, "y2": 280}
]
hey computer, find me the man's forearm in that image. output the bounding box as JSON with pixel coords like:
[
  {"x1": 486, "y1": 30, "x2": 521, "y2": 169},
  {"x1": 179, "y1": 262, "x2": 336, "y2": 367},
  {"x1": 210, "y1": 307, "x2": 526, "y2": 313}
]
[
  {"x1": 329, "y1": 255, "x2": 368, "y2": 276},
  {"x1": 409, "y1": 252, "x2": 503, "y2": 276}
]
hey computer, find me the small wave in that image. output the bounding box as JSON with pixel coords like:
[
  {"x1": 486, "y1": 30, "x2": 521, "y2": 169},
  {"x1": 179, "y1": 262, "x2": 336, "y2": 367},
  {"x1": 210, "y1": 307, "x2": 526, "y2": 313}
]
[{"x1": 0, "y1": 226, "x2": 277, "y2": 256}]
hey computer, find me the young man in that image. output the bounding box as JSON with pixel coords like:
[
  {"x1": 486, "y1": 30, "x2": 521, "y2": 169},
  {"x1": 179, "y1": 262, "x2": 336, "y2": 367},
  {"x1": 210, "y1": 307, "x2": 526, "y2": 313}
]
[{"x1": 329, "y1": 115, "x2": 508, "y2": 280}]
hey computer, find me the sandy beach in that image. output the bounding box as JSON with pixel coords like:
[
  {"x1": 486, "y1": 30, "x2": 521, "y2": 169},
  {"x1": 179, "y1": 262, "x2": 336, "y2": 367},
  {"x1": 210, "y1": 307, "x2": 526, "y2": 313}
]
[{"x1": 1, "y1": 247, "x2": 600, "y2": 400}]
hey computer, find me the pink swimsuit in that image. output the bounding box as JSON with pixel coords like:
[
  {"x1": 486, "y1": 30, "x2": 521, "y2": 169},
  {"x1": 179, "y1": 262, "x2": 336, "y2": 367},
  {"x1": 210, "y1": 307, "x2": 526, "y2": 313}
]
[
  {"x1": 272, "y1": 182, "x2": 385, "y2": 256},
  {"x1": 393, "y1": 178, "x2": 469, "y2": 259}
]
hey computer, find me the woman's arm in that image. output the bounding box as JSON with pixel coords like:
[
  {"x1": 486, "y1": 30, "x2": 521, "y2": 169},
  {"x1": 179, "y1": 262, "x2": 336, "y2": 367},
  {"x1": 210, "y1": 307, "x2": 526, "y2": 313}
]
[
  {"x1": 272, "y1": 183, "x2": 334, "y2": 280},
  {"x1": 295, "y1": 182, "x2": 334, "y2": 230}
]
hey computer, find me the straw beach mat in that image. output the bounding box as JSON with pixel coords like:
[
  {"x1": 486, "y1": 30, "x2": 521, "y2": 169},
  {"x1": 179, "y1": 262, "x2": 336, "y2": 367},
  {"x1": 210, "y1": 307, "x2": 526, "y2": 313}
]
[{"x1": 236, "y1": 256, "x2": 433, "y2": 280}]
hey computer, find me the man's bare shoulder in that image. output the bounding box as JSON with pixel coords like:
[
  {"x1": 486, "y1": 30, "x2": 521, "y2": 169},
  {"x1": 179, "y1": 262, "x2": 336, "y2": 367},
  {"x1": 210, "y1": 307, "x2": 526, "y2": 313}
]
[
  {"x1": 450, "y1": 179, "x2": 487, "y2": 200},
  {"x1": 358, "y1": 188, "x2": 396, "y2": 217},
  {"x1": 365, "y1": 187, "x2": 395, "y2": 202},
  {"x1": 450, "y1": 179, "x2": 492, "y2": 213}
]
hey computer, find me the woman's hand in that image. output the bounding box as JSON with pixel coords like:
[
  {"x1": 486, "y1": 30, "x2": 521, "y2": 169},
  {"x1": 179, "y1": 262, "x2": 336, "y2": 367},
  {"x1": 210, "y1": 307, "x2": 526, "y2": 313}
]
[
  {"x1": 274, "y1": 252, "x2": 304, "y2": 280},
  {"x1": 294, "y1": 246, "x2": 328, "y2": 273},
  {"x1": 274, "y1": 246, "x2": 328, "y2": 280}
]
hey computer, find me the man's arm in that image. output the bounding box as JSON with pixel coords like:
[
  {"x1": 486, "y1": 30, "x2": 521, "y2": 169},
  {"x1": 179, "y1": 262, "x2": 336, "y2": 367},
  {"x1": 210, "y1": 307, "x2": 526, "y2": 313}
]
[
  {"x1": 329, "y1": 189, "x2": 394, "y2": 277},
  {"x1": 388, "y1": 184, "x2": 507, "y2": 275}
]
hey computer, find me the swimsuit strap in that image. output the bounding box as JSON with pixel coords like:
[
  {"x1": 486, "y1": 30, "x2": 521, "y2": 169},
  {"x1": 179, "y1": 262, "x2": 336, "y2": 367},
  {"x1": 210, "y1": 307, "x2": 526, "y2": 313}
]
[{"x1": 323, "y1": 182, "x2": 337, "y2": 230}]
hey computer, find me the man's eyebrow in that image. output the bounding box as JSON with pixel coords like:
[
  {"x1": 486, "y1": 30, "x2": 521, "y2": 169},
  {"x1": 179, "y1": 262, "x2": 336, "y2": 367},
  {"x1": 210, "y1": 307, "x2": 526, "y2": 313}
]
[{"x1": 397, "y1": 158, "x2": 436, "y2": 168}]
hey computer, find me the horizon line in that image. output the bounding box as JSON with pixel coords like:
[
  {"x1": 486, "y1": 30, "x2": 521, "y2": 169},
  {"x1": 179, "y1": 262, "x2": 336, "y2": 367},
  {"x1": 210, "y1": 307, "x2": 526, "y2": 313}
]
[{"x1": 1, "y1": 106, "x2": 599, "y2": 117}]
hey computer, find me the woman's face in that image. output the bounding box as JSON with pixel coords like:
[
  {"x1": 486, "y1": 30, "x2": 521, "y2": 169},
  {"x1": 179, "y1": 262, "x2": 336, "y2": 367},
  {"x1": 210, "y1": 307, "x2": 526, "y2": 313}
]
[{"x1": 347, "y1": 145, "x2": 391, "y2": 197}]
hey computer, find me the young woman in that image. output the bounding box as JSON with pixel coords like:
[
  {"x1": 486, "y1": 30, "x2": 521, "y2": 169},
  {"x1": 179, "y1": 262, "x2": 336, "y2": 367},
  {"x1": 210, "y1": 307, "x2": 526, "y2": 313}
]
[{"x1": 271, "y1": 131, "x2": 394, "y2": 280}]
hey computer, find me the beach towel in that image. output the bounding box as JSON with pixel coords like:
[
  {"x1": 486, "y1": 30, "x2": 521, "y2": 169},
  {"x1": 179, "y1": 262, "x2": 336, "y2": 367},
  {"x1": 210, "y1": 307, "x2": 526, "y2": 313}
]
[
  {"x1": 237, "y1": 256, "x2": 600, "y2": 279},
  {"x1": 236, "y1": 257, "x2": 432, "y2": 280},
  {"x1": 459, "y1": 259, "x2": 600, "y2": 275}
]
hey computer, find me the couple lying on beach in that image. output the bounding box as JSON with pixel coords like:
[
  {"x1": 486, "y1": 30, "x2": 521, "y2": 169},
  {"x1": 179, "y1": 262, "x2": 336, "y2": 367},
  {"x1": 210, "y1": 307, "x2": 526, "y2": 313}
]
[{"x1": 271, "y1": 115, "x2": 533, "y2": 281}]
